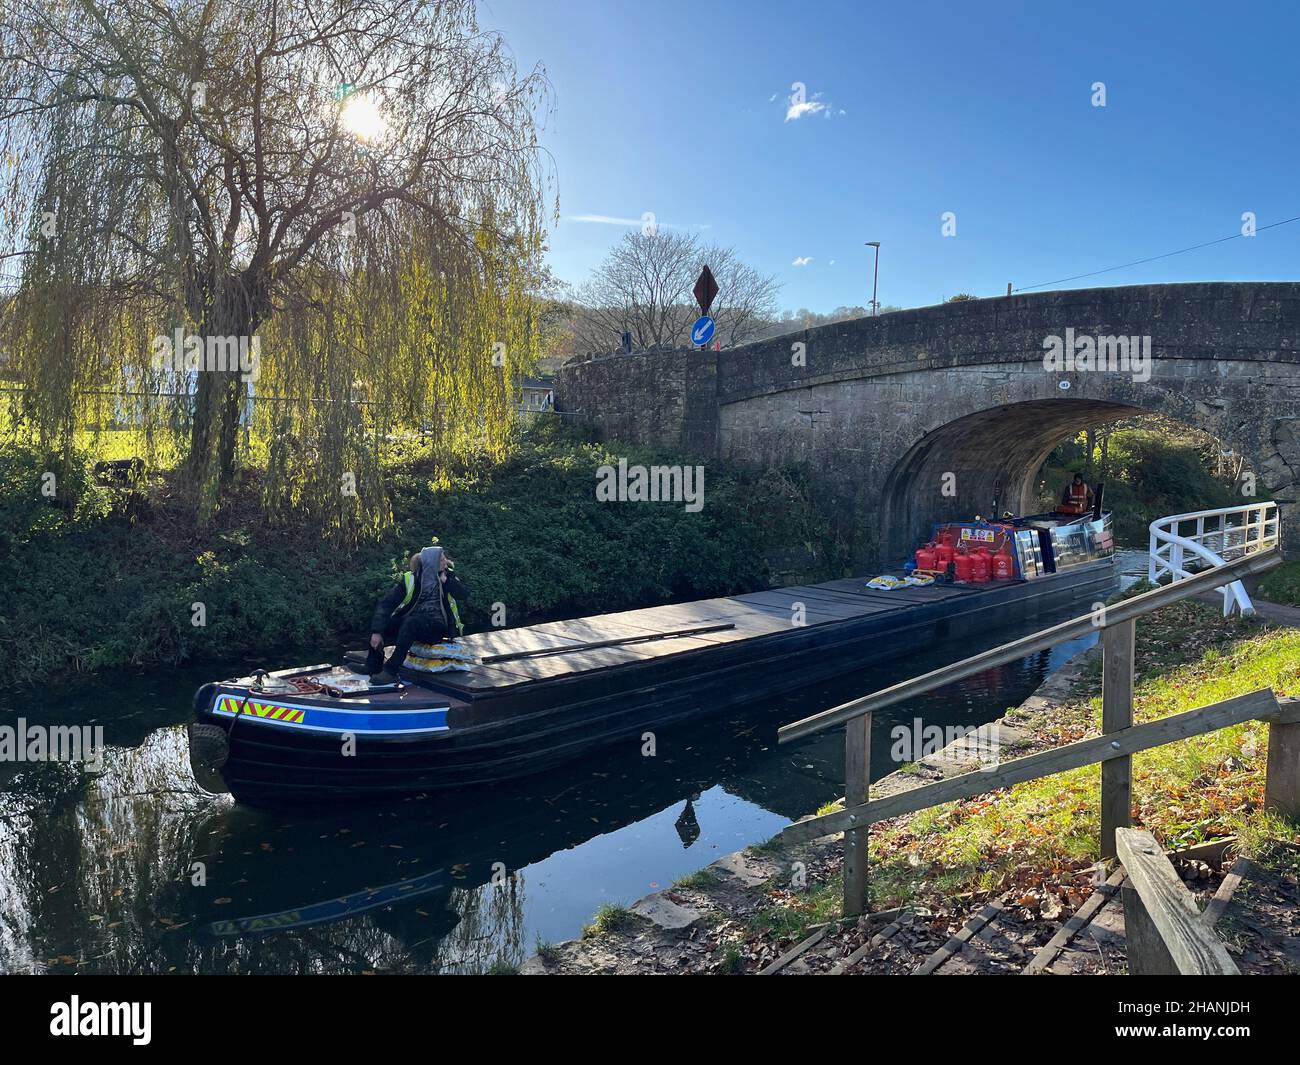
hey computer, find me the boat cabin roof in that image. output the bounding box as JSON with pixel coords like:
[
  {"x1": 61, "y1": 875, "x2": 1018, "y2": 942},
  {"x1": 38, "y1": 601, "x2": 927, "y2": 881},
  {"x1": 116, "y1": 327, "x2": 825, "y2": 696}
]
[{"x1": 423, "y1": 576, "x2": 979, "y2": 696}]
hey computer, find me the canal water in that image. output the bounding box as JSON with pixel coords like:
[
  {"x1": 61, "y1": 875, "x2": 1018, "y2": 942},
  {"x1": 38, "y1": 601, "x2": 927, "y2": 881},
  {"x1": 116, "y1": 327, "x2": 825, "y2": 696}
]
[{"x1": 0, "y1": 553, "x2": 1151, "y2": 974}]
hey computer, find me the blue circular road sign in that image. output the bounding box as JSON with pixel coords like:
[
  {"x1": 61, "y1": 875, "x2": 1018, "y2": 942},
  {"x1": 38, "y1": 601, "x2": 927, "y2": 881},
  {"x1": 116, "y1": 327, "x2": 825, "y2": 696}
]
[{"x1": 691, "y1": 315, "x2": 716, "y2": 346}]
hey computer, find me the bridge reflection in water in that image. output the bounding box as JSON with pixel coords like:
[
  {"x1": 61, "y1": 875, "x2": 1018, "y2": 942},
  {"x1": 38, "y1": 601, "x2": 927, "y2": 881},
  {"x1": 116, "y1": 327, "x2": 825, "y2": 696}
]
[{"x1": 0, "y1": 574, "x2": 1153, "y2": 974}]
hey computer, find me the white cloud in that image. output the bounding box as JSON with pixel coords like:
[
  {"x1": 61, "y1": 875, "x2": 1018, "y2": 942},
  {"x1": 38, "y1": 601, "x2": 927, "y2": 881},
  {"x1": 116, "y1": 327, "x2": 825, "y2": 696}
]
[
  {"x1": 566, "y1": 214, "x2": 705, "y2": 230},
  {"x1": 792, "y1": 256, "x2": 813, "y2": 267},
  {"x1": 786, "y1": 99, "x2": 826, "y2": 122},
  {"x1": 568, "y1": 214, "x2": 646, "y2": 226}
]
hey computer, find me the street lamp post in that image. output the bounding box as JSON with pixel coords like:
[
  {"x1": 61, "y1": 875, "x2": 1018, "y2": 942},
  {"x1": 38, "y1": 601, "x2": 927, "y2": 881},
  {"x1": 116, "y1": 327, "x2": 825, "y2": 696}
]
[{"x1": 865, "y1": 241, "x2": 881, "y2": 316}]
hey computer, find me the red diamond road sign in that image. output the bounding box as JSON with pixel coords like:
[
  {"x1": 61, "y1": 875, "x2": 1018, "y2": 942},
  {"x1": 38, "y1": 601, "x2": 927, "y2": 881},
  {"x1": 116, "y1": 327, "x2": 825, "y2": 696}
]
[{"x1": 693, "y1": 265, "x2": 719, "y2": 315}]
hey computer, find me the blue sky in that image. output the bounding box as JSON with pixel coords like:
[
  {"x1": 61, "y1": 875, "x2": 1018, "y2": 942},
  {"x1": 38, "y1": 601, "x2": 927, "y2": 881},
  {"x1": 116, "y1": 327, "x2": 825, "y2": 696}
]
[{"x1": 480, "y1": 0, "x2": 1300, "y2": 314}]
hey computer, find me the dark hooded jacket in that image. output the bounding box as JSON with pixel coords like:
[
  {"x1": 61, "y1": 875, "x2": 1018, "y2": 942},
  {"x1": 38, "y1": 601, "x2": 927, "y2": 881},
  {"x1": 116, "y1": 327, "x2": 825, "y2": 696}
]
[{"x1": 370, "y1": 546, "x2": 469, "y2": 638}]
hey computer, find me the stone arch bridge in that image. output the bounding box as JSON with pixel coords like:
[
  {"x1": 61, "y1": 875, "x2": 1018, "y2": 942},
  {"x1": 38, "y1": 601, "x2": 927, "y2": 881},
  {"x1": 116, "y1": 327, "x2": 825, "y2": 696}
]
[{"x1": 556, "y1": 282, "x2": 1300, "y2": 566}]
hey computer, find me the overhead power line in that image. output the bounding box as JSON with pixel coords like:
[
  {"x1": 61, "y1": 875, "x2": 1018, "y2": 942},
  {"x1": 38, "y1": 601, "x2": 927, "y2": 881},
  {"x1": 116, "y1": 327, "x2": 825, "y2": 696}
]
[{"x1": 1012, "y1": 213, "x2": 1300, "y2": 293}]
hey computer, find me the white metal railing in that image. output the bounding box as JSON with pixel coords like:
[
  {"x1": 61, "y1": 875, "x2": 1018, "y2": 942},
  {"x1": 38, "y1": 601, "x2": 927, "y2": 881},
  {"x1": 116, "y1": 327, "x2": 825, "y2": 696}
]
[{"x1": 1149, "y1": 501, "x2": 1280, "y2": 616}]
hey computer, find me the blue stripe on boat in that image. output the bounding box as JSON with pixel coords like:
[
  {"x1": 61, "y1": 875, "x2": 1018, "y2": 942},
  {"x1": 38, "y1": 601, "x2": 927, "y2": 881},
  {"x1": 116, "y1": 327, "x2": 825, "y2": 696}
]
[{"x1": 213, "y1": 693, "x2": 450, "y2": 735}]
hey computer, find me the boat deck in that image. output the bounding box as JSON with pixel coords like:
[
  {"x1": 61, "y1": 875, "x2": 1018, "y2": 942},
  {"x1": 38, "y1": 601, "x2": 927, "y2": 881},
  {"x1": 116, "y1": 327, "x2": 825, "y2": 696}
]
[{"x1": 424, "y1": 575, "x2": 996, "y2": 696}]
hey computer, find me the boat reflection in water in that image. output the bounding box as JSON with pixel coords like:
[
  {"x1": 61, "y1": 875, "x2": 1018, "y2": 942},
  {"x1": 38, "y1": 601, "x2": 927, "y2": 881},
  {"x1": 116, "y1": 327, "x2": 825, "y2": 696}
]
[{"x1": 0, "y1": 599, "x2": 1104, "y2": 974}]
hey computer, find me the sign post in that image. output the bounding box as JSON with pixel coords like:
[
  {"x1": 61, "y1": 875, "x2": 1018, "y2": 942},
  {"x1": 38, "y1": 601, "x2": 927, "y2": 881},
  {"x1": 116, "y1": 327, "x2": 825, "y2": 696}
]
[{"x1": 691, "y1": 265, "x2": 719, "y2": 349}]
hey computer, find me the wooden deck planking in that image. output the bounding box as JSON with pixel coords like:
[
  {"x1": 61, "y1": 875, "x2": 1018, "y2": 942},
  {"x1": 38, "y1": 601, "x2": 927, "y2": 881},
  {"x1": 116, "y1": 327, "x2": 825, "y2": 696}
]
[
  {"x1": 458, "y1": 627, "x2": 590, "y2": 657},
  {"x1": 723, "y1": 603, "x2": 866, "y2": 627},
  {"x1": 546, "y1": 597, "x2": 814, "y2": 642},
  {"x1": 777, "y1": 583, "x2": 895, "y2": 602},
  {"x1": 515, "y1": 615, "x2": 695, "y2": 643},
  {"x1": 762, "y1": 585, "x2": 914, "y2": 613},
  {"x1": 818, "y1": 577, "x2": 979, "y2": 603},
  {"x1": 437, "y1": 664, "x2": 557, "y2": 691},
  {"x1": 423, "y1": 573, "x2": 1011, "y2": 695},
  {"x1": 850, "y1": 585, "x2": 981, "y2": 605},
  {"x1": 580, "y1": 602, "x2": 743, "y2": 631},
  {"x1": 677, "y1": 613, "x2": 800, "y2": 640},
  {"x1": 721, "y1": 594, "x2": 882, "y2": 626},
  {"x1": 434, "y1": 633, "x2": 724, "y2": 688},
  {"x1": 729, "y1": 590, "x2": 878, "y2": 621}
]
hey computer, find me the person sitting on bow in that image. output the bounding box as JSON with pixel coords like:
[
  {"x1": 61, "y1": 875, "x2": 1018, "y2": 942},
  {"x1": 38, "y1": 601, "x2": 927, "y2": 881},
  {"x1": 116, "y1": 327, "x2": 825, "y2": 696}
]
[{"x1": 363, "y1": 545, "x2": 468, "y2": 684}]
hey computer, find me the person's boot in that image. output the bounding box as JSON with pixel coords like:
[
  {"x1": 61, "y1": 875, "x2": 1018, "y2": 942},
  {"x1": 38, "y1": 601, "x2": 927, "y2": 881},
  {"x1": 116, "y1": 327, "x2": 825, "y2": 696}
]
[
  {"x1": 344, "y1": 650, "x2": 374, "y2": 673},
  {"x1": 370, "y1": 670, "x2": 401, "y2": 686}
]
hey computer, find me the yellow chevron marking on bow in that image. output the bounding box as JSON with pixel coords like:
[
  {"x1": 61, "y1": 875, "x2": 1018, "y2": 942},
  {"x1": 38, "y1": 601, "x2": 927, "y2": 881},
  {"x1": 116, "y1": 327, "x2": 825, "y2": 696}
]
[{"x1": 215, "y1": 697, "x2": 304, "y2": 724}]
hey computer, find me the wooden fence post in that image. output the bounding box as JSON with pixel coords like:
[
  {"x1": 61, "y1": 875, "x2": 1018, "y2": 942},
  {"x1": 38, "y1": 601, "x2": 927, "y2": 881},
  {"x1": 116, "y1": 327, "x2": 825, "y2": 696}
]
[
  {"x1": 843, "y1": 712, "x2": 871, "y2": 917},
  {"x1": 1116, "y1": 828, "x2": 1239, "y2": 975},
  {"x1": 1264, "y1": 699, "x2": 1300, "y2": 819},
  {"x1": 1101, "y1": 618, "x2": 1135, "y2": 859}
]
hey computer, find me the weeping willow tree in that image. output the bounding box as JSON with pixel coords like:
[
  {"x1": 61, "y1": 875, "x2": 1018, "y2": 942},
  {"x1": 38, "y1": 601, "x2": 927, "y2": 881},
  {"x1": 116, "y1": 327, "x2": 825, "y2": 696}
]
[{"x1": 0, "y1": 0, "x2": 551, "y2": 539}]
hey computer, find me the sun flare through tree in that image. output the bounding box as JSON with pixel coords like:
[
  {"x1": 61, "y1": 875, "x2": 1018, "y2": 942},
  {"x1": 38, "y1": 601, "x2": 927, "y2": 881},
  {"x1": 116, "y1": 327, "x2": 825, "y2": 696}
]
[{"x1": 0, "y1": 0, "x2": 553, "y2": 541}]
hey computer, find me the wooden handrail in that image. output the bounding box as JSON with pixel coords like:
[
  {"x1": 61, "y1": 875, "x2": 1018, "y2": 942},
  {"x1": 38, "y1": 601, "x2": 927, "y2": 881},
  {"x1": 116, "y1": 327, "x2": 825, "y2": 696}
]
[
  {"x1": 783, "y1": 689, "x2": 1285, "y2": 844},
  {"x1": 778, "y1": 547, "x2": 1284, "y2": 743},
  {"x1": 788, "y1": 537, "x2": 1296, "y2": 921}
]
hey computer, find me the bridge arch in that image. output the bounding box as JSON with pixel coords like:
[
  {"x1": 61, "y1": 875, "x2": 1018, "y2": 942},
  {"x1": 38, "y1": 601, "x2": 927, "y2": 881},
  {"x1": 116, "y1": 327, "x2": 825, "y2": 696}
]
[
  {"x1": 879, "y1": 399, "x2": 1144, "y2": 560},
  {"x1": 876, "y1": 398, "x2": 1264, "y2": 562}
]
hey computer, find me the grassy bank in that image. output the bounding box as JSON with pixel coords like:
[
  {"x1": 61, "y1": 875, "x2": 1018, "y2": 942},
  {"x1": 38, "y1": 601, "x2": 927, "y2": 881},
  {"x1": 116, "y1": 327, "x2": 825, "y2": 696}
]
[{"x1": 1, "y1": 420, "x2": 846, "y2": 688}]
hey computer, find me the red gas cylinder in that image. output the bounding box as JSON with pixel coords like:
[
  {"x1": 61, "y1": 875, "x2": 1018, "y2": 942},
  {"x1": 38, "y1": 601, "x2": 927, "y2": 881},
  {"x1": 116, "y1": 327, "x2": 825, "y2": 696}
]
[
  {"x1": 970, "y1": 549, "x2": 992, "y2": 583},
  {"x1": 936, "y1": 543, "x2": 955, "y2": 567},
  {"x1": 953, "y1": 552, "x2": 974, "y2": 582},
  {"x1": 993, "y1": 546, "x2": 1014, "y2": 580},
  {"x1": 915, "y1": 544, "x2": 937, "y2": 570}
]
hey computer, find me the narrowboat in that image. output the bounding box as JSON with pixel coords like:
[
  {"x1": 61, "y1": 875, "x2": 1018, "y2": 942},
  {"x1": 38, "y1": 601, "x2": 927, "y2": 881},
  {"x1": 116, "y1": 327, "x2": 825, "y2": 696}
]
[{"x1": 189, "y1": 504, "x2": 1117, "y2": 805}]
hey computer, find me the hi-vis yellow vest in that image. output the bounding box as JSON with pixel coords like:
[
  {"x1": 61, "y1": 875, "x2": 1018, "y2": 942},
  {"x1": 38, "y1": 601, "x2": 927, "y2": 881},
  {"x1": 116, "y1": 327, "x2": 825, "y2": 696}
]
[{"x1": 396, "y1": 571, "x2": 464, "y2": 636}]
